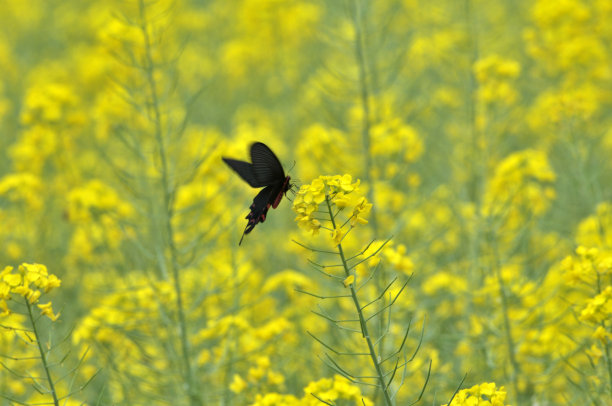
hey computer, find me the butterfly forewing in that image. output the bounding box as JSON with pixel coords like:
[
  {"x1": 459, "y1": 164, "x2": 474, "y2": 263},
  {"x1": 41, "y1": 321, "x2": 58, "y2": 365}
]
[
  {"x1": 222, "y1": 158, "x2": 263, "y2": 187},
  {"x1": 250, "y1": 142, "x2": 285, "y2": 185}
]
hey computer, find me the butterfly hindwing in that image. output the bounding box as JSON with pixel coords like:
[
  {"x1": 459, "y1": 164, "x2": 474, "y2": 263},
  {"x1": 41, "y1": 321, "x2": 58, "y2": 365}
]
[{"x1": 239, "y1": 184, "x2": 281, "y2": 245}]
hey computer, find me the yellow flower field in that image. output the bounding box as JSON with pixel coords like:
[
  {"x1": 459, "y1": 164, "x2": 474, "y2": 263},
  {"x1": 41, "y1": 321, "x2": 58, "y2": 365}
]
[{"x1": 1, "y1": 0, "x2": 611, "y2": 405}]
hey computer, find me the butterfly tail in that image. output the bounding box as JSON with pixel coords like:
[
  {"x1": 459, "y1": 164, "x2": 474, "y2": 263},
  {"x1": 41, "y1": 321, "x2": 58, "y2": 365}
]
[{"x1": 238, "y1": 221, "x2": 250, "y2": 245}]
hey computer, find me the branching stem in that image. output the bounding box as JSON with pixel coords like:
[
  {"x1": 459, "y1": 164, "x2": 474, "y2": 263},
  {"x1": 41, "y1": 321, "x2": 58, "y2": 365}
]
[
  {"x1": 325, "y1": 195, "x2": 393, "y2": 406},
  {"x1": 138, "y1": 1, "x2": 200, "y2": 404}
]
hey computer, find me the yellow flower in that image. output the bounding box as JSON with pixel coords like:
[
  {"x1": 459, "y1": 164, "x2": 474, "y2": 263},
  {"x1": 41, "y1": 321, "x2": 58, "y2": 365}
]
[
  {"x1": 37, "y1": 301, "x2": 60, "y2": 321},
  {"x1": 333, "y1": 192, "x2": 351, "y2": 208},
  {"x1": 229, "y1": 374, "x2": 247, "y2": 394},
  {"x1": 0, "y1": 300, "x2": 9, "y2": 317},
  {"x1": 579, "y1": 286, "x2": 612, "y2": 324},
  {"x1": 303, "y1": 375, "x2": 373, "y2": 406},
  {"x1": 445, "y1": 382, "x2": 508, "y2": 406},
  {"x1": 343, "y1": 275, "x2": 355, "y2": 287},
  {"x1": 370, "y1": 118, "x2": 424, "y2": 161},
  {"x1": 267, "y1": 370, "x2": 285, "y2": 386},
  {"x1": 0, "y1": 173, "x2": 44, "y2": 211},
  {"x1": 483, "y1": 149, "x2": 556, "y2": 225},
  {"x1": 586, "y1": 343, "x2": 604, "y2": 363},
  {"x1": 43, "y1": 274, "x2": 61, "y2": 292},
  {"x1": 19, "y1": 263, "x2": 61, "y2": 293},
  {"x1": 592, "y1": 326, "x2": 611, "y2": 345},
  {"x1": 351, "y1": 197, "x2": 372, "y2": 226},
  {"x1": 0, "y1": 282, "x2": 10, "y2": 300},
  {"x1": 3, "y1": 273, "x2": 21, "y2": 287},
  {"x1": 331, "y1": 227, "x2": 344, "y2": 246}
]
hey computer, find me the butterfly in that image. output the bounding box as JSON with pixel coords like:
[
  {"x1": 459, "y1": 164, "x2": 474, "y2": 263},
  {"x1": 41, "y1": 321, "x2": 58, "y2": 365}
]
[{"x1": 222, "y1": 142, "x2": 292, "y2": 245}]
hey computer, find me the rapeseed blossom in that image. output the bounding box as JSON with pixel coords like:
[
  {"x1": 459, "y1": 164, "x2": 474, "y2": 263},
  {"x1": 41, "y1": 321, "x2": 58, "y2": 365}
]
[
  {"x1": 293, "y1": 175, "x2": 370, "y2": 240},
  {"x1": 0, "y1": 264, "x2": 61, "y2": 321},
  {"x1": 579, "y1": 286, "x2": 612, "y2": 324},
  {"x1": 444, "y1": 382, "x2": 508, "y2": 406}
]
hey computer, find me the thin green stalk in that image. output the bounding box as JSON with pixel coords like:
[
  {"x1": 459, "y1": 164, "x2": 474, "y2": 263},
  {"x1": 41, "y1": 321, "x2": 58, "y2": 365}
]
[
  {"x1": 138, "y1": 1, "x2": 200, "y2": 404},
  {"x1": 492, "y1": 238, "x2": 522, "y2": 404},
  {"x1": 325, "y1": 195, "x2": 393, "y2": 406},
  {"x1": 352, "y1": 0, "x2": 378, "y2": 236},
  {"x1": 350, "y1": 5, "x2": 389, "y2": 402},
  {"x1": 222, "y1": 252, "x2": 241, "y2": 406},
  {"x1": 464, "y1": 0, "x2": 484, "y2": 205},
  {"x1": 24, "y1": 298, "x2": 59, "y2": 406}
]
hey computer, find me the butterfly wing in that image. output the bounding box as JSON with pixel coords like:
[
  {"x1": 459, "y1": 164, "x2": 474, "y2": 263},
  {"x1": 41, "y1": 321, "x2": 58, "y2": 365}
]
[
  {"x1": 224, "y1": 142, "x2": 290, "y2": 245},
  {"x1": 222, "y1": 158, "x2": 263, "y2": 188},
  {"x1": 239, "y1": 184, "x2": 282, "y2": 245},
  {"x1": 250, "y1": 142, "x2": 285, "y2": 185},
  {"x1": 271, "y1": 176, "x2": 291, "y2": 209}
]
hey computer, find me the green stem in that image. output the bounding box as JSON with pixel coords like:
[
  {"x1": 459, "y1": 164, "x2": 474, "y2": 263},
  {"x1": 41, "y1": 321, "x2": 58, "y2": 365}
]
[
  {"x1": 25, "y1": 298, "x2": 59, "y2": 406},
  {"x1": 492, "y1": 237, "x2": 522, "y2": 404},
  {"x1": 325, "y1": 196, "x2": 393, "y2": 406},
  {"x1": 351, "y1": 5, "x2": 388, "y2": 402},
  {"x1": 138, "y1": 2, "x2": 199, "y2": 404},
  {"x1": 464, "y1": 0, "x2": 483, "y2": 205},
  {"x1": 351, "y1": 0, "x2": 378, "y2": 236}
]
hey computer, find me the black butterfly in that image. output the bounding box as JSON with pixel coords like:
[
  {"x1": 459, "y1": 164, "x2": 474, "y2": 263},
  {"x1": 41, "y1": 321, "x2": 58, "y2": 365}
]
[{"x1": 222, "y1": 142, "x2": 292, "y2": 245}]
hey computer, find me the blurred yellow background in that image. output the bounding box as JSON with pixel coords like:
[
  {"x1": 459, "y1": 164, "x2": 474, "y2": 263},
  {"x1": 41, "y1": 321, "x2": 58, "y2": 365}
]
[{"x1": 0, "y1": 0, "x2": 611, "y2": 405}]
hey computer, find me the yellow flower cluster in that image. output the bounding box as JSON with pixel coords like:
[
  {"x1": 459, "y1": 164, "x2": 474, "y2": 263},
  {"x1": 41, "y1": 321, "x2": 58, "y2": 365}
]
[
  {"x1": 67, "y1": 179, "x2": 134, "y2": 222},
  {"x1": 293, "y1": 175, "x2": 371, "y2": 237},
  {"x1": 370, "y1": 117, "x2": 424, "y2": 162},
  {"x1": 354, "y1": 240, "x2": 415, "y2": 279},
  {"x1": 21, "y1": 82, "x2": 79, "y2": 125},
  {"x1": 526, "y1": 0, "x2": 609, "y2": 79},
  {"x1": 561, "y1": 245, "x2": 612, "y2": 286},
  {"x1": 444, "y1": 382, "x2": 509, "y2": 406},
  {"x1": 0, "y1": 173, "x2": 44, "y2": 211},
  {"x1": 483, "y1": 149, "x2": 556, "y2": 225},
  {"x1": 576, "y1": 202, "x2": 612, "y2": 248},
  {"x1": 249, "y1": 374, "x2": 375, "y2": 405},
  {"x1": 241, "y1": 355, "x2": 285, "y2": 390},
  {"x1": 0, "y1": 263, "x2": 61, "y2": 321},
  {"x1": 302, "y1": 374, "x2": 374, "y2": 406},
  {"x1": 65, "y1": 180, "x2": 135, "y2": 267},
  {"x1": 474, "y1": 54, "x2": 521, "y2": 105},
  {"x1": 579, "y1": 286, "x2": 612, "y2": 324},
  {"x1": 296, "y1": 124, "x2": 355, "y2": 181}
]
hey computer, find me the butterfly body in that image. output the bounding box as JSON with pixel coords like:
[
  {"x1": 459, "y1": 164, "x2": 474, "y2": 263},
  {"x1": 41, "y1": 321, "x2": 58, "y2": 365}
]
[{"x1": 222, "y1": 142, "x2": 292, "y2": 245}]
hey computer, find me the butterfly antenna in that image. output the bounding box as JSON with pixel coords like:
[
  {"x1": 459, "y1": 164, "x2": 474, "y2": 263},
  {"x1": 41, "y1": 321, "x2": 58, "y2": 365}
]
[{"x1": 288, "y1": 160, "x2": 297, "y2": 173}]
